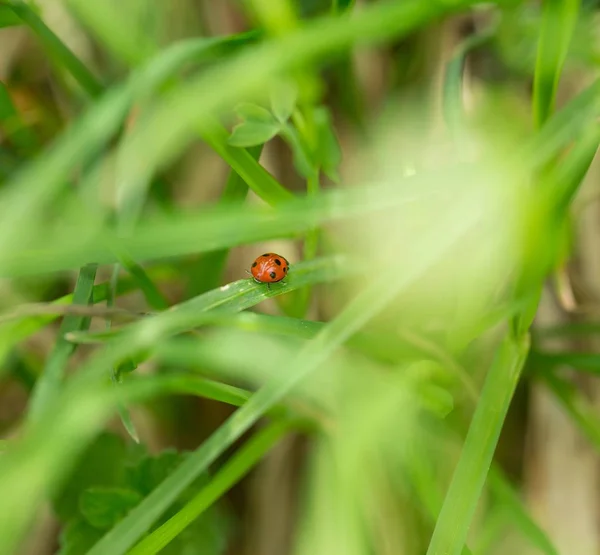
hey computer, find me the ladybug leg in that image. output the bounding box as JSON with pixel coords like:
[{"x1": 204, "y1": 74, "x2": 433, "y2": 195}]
[{"x1": 267, "y1": 283, "x2": 271, "y2": 291}]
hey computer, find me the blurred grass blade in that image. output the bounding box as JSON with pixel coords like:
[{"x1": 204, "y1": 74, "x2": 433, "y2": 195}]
[
  {"x1": 0, "y1": 33, "x2": 257, "y2": 259},
  {"x1": 548, "y1": 124, "x2": 600, "y2": 212},
  {"x1": 488, "y1": 467, "x2": 560, "y2": 555},
  {"x1": 27, "y1": 263, "x2": 98, "y2": 423},
  {"x1": 189, "y1": 145, "x2": 263, "y2": 296},
  {"x1": 4, "y1": 0, "x2": 104, "y2": 98},
  {"x1": 0, "y1": 4, "x2": 21, "y2": 27},
  {"x1": 538, "y1": 367, "x2": 600, "y2": 447},
  {"x1": 127, "y1": 419, "x2": 295, "y2": 555},
  {"x1": 114, "y1": 254, "x2": 169, "y2": 311},
  {"x1": 201, "y1": 121, "x2": 293, "y2": 205},
  {"x1": 426, "y1": 333, "x2": 530, "y2": 555},
  {"x1": 66, "y1": 0, "x2": 157, "y2": 65},
  {"x1": 533, "y1": 0, "x2": 580, "y2": 128}
]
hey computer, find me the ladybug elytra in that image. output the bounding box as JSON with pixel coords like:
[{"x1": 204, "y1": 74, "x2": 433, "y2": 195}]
[{"x1": 249, "y1": 253, "x2": 289, "y2": 285}]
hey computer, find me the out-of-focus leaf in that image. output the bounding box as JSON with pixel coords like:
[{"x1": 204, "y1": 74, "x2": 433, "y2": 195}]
[
  {"x1": 52, "y1": 433, "x2": 129, "y2": 521},
  {"x1": 271, "y1": 81, "x2": 297, "y2": 122},
  {"x1": 58, "y1": 519, "x2": 104, "y2": 555},
  {"x1": 228, "y1": 120, "x2": 282, "y2": 147},
  {"x1": 80, "y1": 488, "x2": 143, "y2": 530},
  {"x1": 0, "y1": 5, "x2": 21, "y2": 28}
]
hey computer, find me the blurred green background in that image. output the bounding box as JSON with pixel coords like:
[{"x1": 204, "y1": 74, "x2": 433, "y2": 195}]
[{"x1": 1, "y1": 0, "x2": 600, "y2": 554}]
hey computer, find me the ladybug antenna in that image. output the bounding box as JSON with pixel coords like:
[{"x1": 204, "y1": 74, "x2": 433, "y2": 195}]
[{"x1": 245, "y1": 270, "x2": 252, "y2": 276}]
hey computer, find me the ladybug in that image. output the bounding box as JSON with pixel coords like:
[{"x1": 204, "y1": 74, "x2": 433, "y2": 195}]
[{"x1": 249, "y1": 253, "x2": 289, "y2": 286}]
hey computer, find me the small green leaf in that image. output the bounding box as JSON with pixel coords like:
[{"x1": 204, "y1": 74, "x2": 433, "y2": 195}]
[
  {"x1": 228, "y1": 120, "x2": 282, "y2": 147},
  {"x1": 0, "y1": 6, "x2": 21, "y2": 28},
  {"x1": 58, "y1": 518, "x2": 104, "y2": 555},
  {"x1": 80, "y1": 488, "x2": 142, "y2": 530},
  {"x1": 234, "y1": 102, "x2": 275, "y2": 124},
  {"x1": 271, "y1": 81, "x2": 297, "y2": 122}
]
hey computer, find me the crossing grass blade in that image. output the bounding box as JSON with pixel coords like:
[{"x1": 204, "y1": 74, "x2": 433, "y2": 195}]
[
  {"x1": 26, "y1": 263, "x2": 98, "y2": 423},
  {"x1": 127, "y1": 418, "x2": 297, "y2": 555}
]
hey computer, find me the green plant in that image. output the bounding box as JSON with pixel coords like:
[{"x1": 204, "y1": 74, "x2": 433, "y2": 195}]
[{"x1": 0, "y1": 0, "x2": 599, "y2": 554}]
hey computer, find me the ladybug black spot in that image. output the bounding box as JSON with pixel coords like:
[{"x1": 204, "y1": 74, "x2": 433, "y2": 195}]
[
  {"x1": 262, "y1": 253, "x2": 270, "y2": 257},
  {"x1": 269, "y1": 271, "x2": 276, "y2": 279},
  {"x1": 283, "y1": 267, "x2": 287, "y2": 272},
  {"x1": 274, "y1": 258, "x2": 281, "y2": 266},
  {"x1": 252, "y1": 262, "x2": 257, "y2": 268}
]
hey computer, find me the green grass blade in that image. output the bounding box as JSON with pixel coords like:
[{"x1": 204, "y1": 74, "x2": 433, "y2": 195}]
[
  {"x1": 426, "y1": 333, "x2": 530, "y2": 555},
  {"x1": 1, "y1": 172, "x2": 454, "y2": 277},
  {"x1": 188, "y1": 145, "x2": 263, "y2": 296},
  {"x1": 201, "y1": 121, "x2": 293, "y2": 205},
  {"x1": 66, "y1": 0, "x2": 157, "y2": 65},
  {"x1": 0, "y1": 4, "x2": 21, "y2": 27},
  {"x1": 127, "y1": 419, "x2": 295, "y2": 555},
  {"x1": 487, "y1": 466, "x2": 560, "y2": 555},
  {"x1": 533, "y1": 0, "x2": 581, "y2": 128},
  {"x1": 5, "y1": 0, "x2": 104, "y2": 98},
  {"x1": 538, "y1": 367, "x2": 600, "y2": 446},
  {"x1": 26, "y1": 263, "x2": 98, "y2": 423}
]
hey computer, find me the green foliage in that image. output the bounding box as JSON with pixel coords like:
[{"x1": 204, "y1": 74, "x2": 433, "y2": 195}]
[
  {"x1": 2, "y1": 1, "x2": 600, "y2": 555},
  {"x1": 54, "y1": 433, "x2": 228, "y2": 555}
]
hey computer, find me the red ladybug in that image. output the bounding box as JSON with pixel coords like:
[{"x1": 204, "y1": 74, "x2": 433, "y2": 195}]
[{"x1": 249, "y1": 253, "x2": 289, "y2": 286}]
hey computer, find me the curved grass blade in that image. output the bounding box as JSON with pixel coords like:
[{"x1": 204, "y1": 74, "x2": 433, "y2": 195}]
[
  {"x1": 533, "y1": 0, "x2": 581, "y2": 128},
  {"x1": 4, "y1": 0, "x2": 104, "y2": 98},
  {"x1": 201, "y1": 121, "x2": 293, "y2": 206}
]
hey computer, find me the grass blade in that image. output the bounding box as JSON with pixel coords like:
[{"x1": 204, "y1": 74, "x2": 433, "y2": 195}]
[
  {"x1": 26, "y1": 263, "x2": 98, "y2": 423},
  {"x1": 201, "y1": 122, "x2": 293, "y2": 206},
  {"x1": 537, "y1": 367, "x2": 600, "y2": 446},
  {"x1": 533, "y1": 0, "x2": 581, "y2": 128},
  {"x1": 426, "y1": 333, "x2": 530, "y2": 555},
  {"x1": 188, "y1": 145, "x2": 263, "y2": 296},
  {"x1": 4, "y1": 0, "x2": 104, "y2": 98}
]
